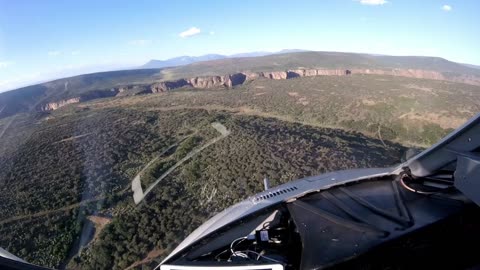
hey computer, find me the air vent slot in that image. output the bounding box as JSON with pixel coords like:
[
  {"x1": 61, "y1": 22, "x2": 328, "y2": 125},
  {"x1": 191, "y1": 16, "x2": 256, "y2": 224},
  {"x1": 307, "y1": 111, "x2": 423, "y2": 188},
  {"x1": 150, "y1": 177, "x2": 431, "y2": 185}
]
[{"x1": 252, "y1": 186, "x2": 298, "y2": 203}]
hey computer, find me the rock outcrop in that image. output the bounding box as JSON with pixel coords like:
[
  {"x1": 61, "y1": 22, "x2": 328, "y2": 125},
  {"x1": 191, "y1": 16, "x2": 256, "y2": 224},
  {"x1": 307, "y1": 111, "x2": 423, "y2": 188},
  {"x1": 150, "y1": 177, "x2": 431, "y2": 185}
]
[
  {"x1": 41, "y1": 89, "x2": 119, "y2": 111},
  {"x1": 259, "y1": 71, "x2": 288, "y2": 80},
  {"x1": 42, "y1": 97, "x2": 81, "y2": 111},
  {"x1": 316, "y1": 69, "x2": 347, "y2": 76},
  {"x1": 188, "y1": 73, "x2": 250, "y2": 88},
  {"x1": 188, "y1": 75, "x2": 231, "y2": 88},
  {"x1": 150, "y1": 79, "x2": 191, "y2": 93},
  {"x1": 287, "y1": 69, "x2": 351, "y2": 78}
]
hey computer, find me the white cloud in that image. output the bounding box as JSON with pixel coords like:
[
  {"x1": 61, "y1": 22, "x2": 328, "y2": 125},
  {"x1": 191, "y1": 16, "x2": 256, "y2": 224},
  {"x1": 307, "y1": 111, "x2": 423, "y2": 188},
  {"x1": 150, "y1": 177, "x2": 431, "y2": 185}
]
[
  {"x1": 71, "y1": 51, "x2": 80, "y2": 55},
  {"x1": 128, "y1": 39, "x2": 152, "y2": 46},
  {"x1": 0, "y1": 61, "x2": 14, "y2": 68},
  {"x1": 442, "y1": 5, "x2": 452, "y2": 11},
  {"x1": 357, "y1": 0, "x2": 388, "y2": 5},
  {"x1": 209, "y1": 31, "x2": 215, "y2": 35},
  {"x1": 48, "y1": 51, "x2": 61, "y2": 56},
  {"x1": 179, "y1": 27, "x2": 201, "y2": 38}
]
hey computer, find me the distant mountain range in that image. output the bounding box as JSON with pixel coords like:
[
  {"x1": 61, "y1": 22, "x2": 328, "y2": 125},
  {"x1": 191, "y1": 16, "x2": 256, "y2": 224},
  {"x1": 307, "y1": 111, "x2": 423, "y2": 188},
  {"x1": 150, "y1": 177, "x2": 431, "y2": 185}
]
[{"x1": 140, "y1": 49, "x2": 307, "y2": 69}]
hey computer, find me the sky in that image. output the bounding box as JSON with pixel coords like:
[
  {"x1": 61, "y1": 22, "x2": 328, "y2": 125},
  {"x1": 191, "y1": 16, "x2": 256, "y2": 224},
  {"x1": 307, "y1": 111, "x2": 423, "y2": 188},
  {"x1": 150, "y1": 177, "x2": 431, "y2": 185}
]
[{"x1": 0, "y1": 0, "x2": 479, "y2": 92}]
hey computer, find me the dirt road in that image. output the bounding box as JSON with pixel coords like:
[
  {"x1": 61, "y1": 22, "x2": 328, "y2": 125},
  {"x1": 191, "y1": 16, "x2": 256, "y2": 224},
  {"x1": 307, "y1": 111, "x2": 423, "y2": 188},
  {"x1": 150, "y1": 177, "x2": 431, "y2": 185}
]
[{"x1": 135, "y1": 122, "x2": 230, "y2": 204}]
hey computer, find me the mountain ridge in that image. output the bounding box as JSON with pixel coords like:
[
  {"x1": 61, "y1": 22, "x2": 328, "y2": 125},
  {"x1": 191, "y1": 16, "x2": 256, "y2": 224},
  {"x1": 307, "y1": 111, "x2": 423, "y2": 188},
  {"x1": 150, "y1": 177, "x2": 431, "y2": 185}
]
[
  {"x1": 141, "y1": 54, "x2": 226, "y2": 69},
  {"x1": 140, "y1": 49, "x2": 308, "y2": 69}
]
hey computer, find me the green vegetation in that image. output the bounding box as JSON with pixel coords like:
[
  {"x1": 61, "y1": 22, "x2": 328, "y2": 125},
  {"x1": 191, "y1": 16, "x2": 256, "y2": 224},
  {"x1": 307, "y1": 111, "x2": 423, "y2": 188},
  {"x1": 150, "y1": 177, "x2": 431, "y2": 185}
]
[
  {"x1": 0, "y1": 211, "x2": 81, "y2": 269},
  {"x1": 0, "y1": 72, "x2": 478, "y2": 269},
  {"x1": 0, "y1": 108, "x2": 212, "y2": 268},
  {"x1": 67, "y1": 112, "x2": 405, "y2": 270},
  {"x1": 106, "y1": 74, "x2": 479, "y2": 146},
  {"x1": 139, "y1": 135, "x2": 207, "y2": 189},
  {"x1": 174, "y1": 136, "x2": 203, "y2": 160},
  {"x1": 0, "y1": 104, "x2": 405, "y2": 268},
  {"x1": 141, "y1": 159, "x2": 176, "y2": 189}
]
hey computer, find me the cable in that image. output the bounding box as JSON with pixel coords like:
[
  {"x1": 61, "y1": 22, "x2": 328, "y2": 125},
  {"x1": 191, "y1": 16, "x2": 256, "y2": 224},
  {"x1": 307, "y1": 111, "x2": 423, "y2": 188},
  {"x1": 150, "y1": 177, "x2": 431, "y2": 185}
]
[
  {"x1": 227, "y1": 236, "x2": 284, "y2": 264},
  {"x1": 242, "y1": 250, "x2": 284, "y2": 264},
  {"x1": 262, "y1": 221, "x2": 271, "y2": 229},
  {"x1": 214, "y1": 249, "x2": 230, "y2": 260},
  {"x1": 227, "y1": 236, "x2": 248, "y2": 261},
  {"x1": 230, "y1": 236, "x2": 247, "y2": 255},
  {"x1": 231, "y1": 251, "x2": 249, "y2": 259},
  {"x1": 216, "y1": 236, "x2": 250, "y2": 260},
  {"x1": 398, "y1": 174, "x2": 440, "y2": 195}
]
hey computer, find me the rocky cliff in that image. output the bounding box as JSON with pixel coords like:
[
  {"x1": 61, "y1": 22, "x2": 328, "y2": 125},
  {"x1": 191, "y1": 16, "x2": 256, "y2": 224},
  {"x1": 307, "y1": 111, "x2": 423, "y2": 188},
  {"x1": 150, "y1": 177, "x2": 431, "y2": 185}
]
[
  {"x1": 40, "y1": 68, "x2": 480, "y2": 111},
  {"x1": 149, "y1": 73, "x2": 249, "y2": 93},
  {"x1": 42, "y1": 97, "x2": 82, "y2": 111},
  {"x1": 41, "y1": 89, "x2": 119, "y2": 111}
]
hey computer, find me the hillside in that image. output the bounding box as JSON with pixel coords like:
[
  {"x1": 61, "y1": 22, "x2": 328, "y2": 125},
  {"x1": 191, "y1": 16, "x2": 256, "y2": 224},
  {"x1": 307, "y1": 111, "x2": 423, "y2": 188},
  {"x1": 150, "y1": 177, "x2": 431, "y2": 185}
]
[
  {"x1": 150, "y1": 51, "x2": 480, "y2": 83},
  {"x1": 0, "y1": 101, "x2": 406, "y2": 269},
  {"x1": 141, "y1": 54, "x2": 226, "y2": 69},
  {"x1": 2, "y1": 51, "x2": 480, "y2": 120},
  {"x1": 0, "y1": 69, "x2": 163, "y2": 118},
  {"x1": 139, "y1": 49, "x2": 308, "y2": 69},
  {"x1": 162, "y1": 51, "x2": 480, "y2": 78}
]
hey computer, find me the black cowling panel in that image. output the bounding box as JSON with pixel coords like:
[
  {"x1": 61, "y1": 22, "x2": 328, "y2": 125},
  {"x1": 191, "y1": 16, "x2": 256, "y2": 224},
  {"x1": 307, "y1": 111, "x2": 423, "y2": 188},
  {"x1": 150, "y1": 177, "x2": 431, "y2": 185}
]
[{"x1": 288, "y1": 179, "x2": 467, "y2": 270}]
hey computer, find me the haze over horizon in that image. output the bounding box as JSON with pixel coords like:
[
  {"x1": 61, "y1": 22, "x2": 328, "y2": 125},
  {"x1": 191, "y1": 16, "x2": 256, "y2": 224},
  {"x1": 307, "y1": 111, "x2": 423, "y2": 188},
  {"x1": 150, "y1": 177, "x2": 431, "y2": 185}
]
[{"x1": 0, "y1": 0, "x2": 479, "y2": 92}]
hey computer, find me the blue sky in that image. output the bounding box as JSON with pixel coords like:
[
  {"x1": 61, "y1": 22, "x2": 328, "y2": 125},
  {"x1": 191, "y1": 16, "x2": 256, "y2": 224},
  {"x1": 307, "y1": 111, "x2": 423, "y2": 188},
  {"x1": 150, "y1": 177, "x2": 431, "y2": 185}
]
[{"x1": 0, "y1": 0, "x2": 479, "y2": 91}]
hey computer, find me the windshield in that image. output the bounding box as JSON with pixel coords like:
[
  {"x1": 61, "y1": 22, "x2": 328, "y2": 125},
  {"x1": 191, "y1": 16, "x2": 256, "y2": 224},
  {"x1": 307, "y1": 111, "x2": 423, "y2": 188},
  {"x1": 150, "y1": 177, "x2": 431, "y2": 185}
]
[{"x1": 0, "y1": 1, "x2": 479, "y2": 269}]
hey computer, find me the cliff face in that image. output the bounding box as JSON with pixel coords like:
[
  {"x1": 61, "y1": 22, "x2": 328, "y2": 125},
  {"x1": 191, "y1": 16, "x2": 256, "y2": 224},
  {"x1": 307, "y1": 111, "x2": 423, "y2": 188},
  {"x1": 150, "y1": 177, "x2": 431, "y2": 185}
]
[
  {"x1": 188, "y1": 73, "x2": 249, "y2": 89},
  {"x1": 189, "y1": 75, "x2": 231, "y2": 88},
  {"x1": 287, "y1": 69, "x2": 347, "y2": 78},
  {"x1": 41, "y1": 89, "x2": 119, "y2": 111},
  {"x1": 259, "y1": 71, "x2": 288, "y2": 80},
  {"x1": 39, "y1": 68, "x2": 480, "y2": 111},
  {"x1": 42, "y1": 97, "x2": 81, "y2": 111},
  {"x1": 149, "y1": 73, "x2": 249, "y2": 93},
  {"x1": 150, "y1": 79, "x2": 191, "y2": 93}
]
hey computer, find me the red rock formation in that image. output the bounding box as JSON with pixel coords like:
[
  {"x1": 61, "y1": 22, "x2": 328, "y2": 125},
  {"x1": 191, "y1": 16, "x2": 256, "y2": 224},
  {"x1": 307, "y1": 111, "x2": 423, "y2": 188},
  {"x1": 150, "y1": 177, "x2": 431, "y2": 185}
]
[
  {"x1": 244, "y1": 72, "x2": 259, "y2": 81},
  {"x1": 304, "y1": 69, "x2": 318, "y2": 76},
  {"x1": 188, "y1": 76, "x2": 231, "y2": 88},
  {"x1": 316, "y1": 69, "x2": 346, "y2": 76},
  {"x1": 259, "y1": 71, "x2": 288, "y2": 80},
  {"x1": 150, "y1": 79, "x2": 191, "y2": 93}
]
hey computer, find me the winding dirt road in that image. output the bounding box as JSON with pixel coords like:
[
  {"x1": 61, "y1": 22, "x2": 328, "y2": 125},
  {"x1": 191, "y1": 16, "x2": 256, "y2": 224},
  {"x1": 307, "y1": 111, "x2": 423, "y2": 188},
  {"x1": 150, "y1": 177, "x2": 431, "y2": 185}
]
[{"x1": 134, "y1": 122, "x2": 230, "y2": 204}]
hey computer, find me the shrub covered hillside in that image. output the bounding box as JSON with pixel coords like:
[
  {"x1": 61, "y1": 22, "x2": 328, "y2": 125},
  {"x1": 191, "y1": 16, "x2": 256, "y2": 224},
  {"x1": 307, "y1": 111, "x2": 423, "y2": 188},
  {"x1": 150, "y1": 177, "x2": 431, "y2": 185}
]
[
  {"x1": 1, "y1": 105, "x2": 405, "y2": 269},
  {"x1": 0, "y1": 72, "x2": 478, "y2": 269}
]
